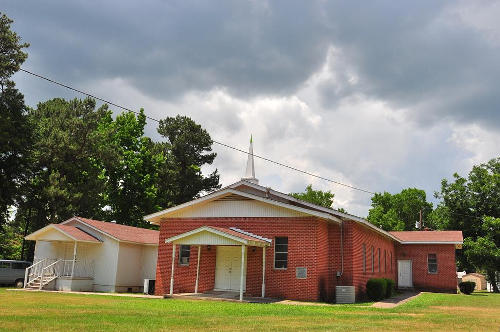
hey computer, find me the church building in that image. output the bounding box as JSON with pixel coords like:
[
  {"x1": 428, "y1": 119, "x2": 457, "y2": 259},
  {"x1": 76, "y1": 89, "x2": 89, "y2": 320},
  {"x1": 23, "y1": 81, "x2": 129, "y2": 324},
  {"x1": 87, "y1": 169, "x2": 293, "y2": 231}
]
[{"x1": 145, "y1": 139, "x2": 462, "y2": 302}]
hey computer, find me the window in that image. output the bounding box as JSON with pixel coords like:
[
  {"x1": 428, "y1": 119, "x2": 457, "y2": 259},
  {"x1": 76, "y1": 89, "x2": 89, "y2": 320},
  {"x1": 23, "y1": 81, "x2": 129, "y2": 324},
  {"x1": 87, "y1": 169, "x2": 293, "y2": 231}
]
[
  {"x1": 362, "y1": 244, "x2": 366, "y2": 273},
  {"x1": 179, "y1": 245, "x2": 190, "y2": 265},
  {"x1": 384, "y1": 250, "x2": 387, "y2": 273},
  {"x1": 371, "y1": 246, "x2": 374, "y2": 272},
  {"x1": 274, "y1": 237, "x2": 288, "y2": 269},
  {"x1": 428, "y1": 254, "x2": 438, "y2": 274},
  {"x1": 390, "y1": 252, "x2": 393, "y2": 272},
  {"x1": 378, "y1": 248, "x2": 381, "y2": 272},
  {"x1": 12, "y1": 262, "x2": 27, "y2": 269},
  {"x1": 0, "y1": 262, "x2": 10, "y2": 269}
]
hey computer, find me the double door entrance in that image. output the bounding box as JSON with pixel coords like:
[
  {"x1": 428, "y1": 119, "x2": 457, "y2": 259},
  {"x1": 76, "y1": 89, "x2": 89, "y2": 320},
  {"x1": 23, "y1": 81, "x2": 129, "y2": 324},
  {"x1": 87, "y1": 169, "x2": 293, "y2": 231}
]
[{"x1": 214, "y1": 246, "x2": 246, "y2": 291}]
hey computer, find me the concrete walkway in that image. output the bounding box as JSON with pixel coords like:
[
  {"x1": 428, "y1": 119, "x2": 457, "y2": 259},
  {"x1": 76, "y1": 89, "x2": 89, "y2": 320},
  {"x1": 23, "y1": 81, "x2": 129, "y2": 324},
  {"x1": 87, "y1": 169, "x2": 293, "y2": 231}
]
[
  {"x1": 372, "y1": 291, "x2": 421, "y2": 308},
  {"x1": 7, "y1": 288, "x2": 162, "y2": 299}
]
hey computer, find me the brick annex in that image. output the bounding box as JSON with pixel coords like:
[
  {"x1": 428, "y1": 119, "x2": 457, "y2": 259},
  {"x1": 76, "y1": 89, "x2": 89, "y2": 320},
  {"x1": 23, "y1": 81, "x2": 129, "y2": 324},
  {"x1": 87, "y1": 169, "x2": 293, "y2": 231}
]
[{"x1": 145, "y1": 142, "x2": 463, "y2": 302}]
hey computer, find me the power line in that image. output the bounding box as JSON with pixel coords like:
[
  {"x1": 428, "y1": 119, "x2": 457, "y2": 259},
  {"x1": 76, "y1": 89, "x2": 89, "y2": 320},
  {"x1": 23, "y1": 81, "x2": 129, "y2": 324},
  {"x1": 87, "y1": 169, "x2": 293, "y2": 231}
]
[{"x1": 19, "y1": 68, "x2": 375, "y2": 194}]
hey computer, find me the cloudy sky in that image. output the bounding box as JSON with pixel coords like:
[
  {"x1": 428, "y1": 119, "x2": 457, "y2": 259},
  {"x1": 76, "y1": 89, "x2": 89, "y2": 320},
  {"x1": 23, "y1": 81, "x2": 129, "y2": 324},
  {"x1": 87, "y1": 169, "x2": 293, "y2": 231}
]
[{"x1": 4, "y1": 0, "x2": 500, "y2": 216}]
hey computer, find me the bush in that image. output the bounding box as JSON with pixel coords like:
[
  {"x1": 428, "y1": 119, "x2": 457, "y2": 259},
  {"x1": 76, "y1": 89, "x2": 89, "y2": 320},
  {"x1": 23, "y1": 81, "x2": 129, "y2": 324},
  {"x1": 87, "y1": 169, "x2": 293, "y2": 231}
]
[
  {"x1": 459, "y1": 281, "x2": 476, "y2": 295},
  {"x1": 384, "y1": 278, "x2": 395, "y2": 298},
  {"x1": 366, "y1": 278, "x2": 387, "y2": 301}
]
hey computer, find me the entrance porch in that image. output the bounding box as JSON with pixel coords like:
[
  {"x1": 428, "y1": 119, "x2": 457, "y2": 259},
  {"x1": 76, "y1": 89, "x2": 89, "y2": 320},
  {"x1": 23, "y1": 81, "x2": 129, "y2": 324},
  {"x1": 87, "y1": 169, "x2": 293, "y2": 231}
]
[
  {"x1": 24, "y1": 224, "x2": 100, "y2": 290},
  {"x1": 165, "y1": 226, "x2": 271, "y2": 301}
]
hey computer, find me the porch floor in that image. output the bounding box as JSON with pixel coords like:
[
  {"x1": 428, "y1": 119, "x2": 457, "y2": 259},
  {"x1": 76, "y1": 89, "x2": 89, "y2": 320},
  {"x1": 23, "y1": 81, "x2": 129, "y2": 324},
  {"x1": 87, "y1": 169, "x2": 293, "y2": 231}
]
[{"x1": 168, "y1": 290, "x2": 280, "y2": 303}]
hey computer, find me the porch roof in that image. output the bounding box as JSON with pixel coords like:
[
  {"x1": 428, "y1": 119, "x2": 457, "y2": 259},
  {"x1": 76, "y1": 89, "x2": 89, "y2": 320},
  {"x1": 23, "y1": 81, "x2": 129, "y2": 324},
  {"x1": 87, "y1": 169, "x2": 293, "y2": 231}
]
[
  {"x1": 165, "y1": 226, "x2": 271, "y2": 247},
  {"x1": 25, "y1": 224, "x2": 102, "y2": 243}
]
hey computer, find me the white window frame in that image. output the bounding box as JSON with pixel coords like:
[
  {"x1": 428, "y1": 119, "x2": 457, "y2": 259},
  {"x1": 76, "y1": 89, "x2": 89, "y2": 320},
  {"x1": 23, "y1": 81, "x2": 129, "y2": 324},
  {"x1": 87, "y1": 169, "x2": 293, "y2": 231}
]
[
  {"x1": 274, "y1": 237, "x2": 288, "y2": 270},
  {"x1": 427, "y1": 253, "x2": 438, "y2": 274},
  {"x1": 179, "y1": 245, "x2": 191, "y2": 266},
  {"x1": 371, "y1": 246, "x2": 374, "y2": 273},
  {"x1": 362, "y1": 244, "x2": 366, "y2": 273}
]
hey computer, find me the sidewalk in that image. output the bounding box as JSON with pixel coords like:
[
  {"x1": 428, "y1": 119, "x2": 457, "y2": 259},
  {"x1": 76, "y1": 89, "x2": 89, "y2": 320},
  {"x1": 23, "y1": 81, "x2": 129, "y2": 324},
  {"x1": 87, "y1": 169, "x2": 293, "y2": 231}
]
[{"x1": 372, "y1": 291, "x2": 421, "y2": 308}]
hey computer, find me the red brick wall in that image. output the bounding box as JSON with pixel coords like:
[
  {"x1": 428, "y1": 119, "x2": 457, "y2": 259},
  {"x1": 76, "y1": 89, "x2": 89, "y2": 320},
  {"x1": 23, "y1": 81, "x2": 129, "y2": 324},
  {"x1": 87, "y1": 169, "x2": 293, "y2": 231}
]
[
  {"x1": 155, "y1": 217, "x2": 327, "y2": 301},
  {"x1": 154, "y1": 216, "x2": 458, "y2": 301},
  {"x1": 395, "y1": 244, "x2": 457, "y2": 292},
  {"x1": 342, "y1": 221, "x2": 397, "y2": 300}
]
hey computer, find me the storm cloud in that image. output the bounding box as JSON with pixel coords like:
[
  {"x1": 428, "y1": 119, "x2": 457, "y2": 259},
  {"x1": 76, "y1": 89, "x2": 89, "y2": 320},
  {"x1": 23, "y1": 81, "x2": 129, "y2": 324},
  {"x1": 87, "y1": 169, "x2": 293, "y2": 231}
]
[{"x1": 4, "y1": 0, "x2": 500, "y2": 215}]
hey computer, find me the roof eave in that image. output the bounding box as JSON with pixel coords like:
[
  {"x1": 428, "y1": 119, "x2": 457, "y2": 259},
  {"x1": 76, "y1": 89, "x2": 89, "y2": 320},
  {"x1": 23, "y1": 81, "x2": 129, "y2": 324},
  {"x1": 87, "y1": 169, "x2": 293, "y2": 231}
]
[{"x1": 145, "y1": 188, "x2": 341, "y2": 224}]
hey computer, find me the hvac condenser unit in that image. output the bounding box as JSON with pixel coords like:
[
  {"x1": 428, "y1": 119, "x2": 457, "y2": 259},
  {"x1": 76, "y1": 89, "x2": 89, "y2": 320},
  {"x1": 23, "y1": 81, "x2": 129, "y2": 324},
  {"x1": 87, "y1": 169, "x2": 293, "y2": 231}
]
[{"x1": 336, "y1": 286, "x2": 355, "y2": 304}]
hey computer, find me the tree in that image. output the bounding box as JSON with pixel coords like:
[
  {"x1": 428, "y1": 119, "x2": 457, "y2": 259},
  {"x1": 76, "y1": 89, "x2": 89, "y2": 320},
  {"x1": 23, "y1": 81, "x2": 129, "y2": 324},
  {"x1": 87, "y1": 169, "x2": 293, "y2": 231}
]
[
  {"x1": 367, "y1": 188, "x2": 433, "y2": 231},
  {"x1": 154, "y1": 115, "x2": 220, "y2": 208},
  {"x1": 435, "y1": 157, "x2": 500, "y2": 284},
  {"x1": 14, "y1": 97, "x2": 113, "y2": 247},
  {"x1": 102, "y1": 110, "x2": 163, "y2": 228},
  {"x1": 290, "y1": 184, "x2": 334, "y2": 208},
  {"x1": 0, "y1": 13, "x2": 30, "y2": 231},
  {"x1": 464, "y1": 217, "x2": 500, "y2": 293}
]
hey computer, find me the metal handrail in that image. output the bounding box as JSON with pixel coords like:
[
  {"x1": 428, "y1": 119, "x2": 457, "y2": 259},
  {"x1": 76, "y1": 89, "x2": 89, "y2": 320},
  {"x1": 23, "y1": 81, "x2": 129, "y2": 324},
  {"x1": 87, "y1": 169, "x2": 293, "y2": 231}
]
[
  {"x1": 39, "y1": 259, "x2": 61, "y2": 290},
  {"x1": 24, "y1": 258, "x2": 95, "y2": 289},
  {"x1": 24, "y1": 258, "x2": 47, "y2": 288}
]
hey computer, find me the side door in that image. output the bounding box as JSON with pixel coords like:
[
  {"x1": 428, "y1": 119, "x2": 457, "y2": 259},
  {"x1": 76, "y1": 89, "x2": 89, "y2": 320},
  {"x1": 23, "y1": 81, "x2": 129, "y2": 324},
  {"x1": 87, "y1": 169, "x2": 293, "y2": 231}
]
[{"x1": 398, "y1": 260, "x2": 413, "y2": 288}]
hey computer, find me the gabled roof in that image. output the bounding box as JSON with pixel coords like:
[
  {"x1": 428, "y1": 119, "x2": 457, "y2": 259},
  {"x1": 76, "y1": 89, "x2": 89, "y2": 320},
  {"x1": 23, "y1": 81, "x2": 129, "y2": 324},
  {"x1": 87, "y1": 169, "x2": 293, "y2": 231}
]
[
  {"x1": 62, "y1": 217, "x2": 159, "y2": 245},
  {"x1": 144, "y1": 186, "x2": 341, "y2": 224},
  {"x1": 390, "y1": 231, "x2": 463, "y2": 244},
  {"x1": 165, "y1": 226, "x2": 271, "y2": 247},
  {"x1": 53, "y1": 224, "x2": 102, "y2": 243},
  {"x1": 25, "y1": 224, "x2": 101, "y2": 243},
  {"x1": 144, "y1": 179, "x2": 464, "y2": 246}
]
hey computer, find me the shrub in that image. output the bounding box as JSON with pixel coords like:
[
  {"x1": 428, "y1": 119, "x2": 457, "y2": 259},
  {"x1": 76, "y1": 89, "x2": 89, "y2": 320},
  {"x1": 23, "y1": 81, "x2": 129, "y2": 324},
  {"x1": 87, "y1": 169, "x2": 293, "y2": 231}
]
[
  {"x1": 366, "y1": 278, "x2": 387, "y2": 301},
  {"x1": 459, "y1": 281, "x2": 476, "y2": 295},
  {"x1": 383, "y1": 278, "x2": 395, "y2": 298}
]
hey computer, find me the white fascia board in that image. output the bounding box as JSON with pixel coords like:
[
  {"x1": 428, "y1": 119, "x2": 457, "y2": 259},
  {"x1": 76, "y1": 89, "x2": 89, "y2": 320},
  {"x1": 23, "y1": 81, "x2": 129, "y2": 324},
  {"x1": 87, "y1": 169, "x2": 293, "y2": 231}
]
[
  {"x1": 144, "y1": 187, "x2": 340, "y2": 223},
  {"x1": 347, "y1": 216, "x2": 402, "y2": 243},
  {"x1": 25, "y1": 224, "x2": 99, "y2": 243},
  {"x1": 65, "y1": 217, "x2": 156, "y2": 245},
  {"x1": 25, "y1": 224, "x2": 77, "y2": 242},
  {"x1": 165, "y1": 226, "x2": 247, "y2": 244},
  {"x1": 165, "y1": 226, "x2": 269, "y2": 247},
  {"x1": 70, "y1": 217, "x2": 121, "y2": 242},
  {"x1": 227, "y1": 189, "x2": 340, "y2": 222},
  {"x1": 144, "y1": 189, "x2": 235, "y2": 223},
  {"x1": 400, "y1": 241, "x2": 463, "y2": 245},
  {"x1": 231, "y1": 181, "x2": 397, "y2": 238},
  {"x1": 24, "y1": 224, "x2": 57, "y2": 240}
]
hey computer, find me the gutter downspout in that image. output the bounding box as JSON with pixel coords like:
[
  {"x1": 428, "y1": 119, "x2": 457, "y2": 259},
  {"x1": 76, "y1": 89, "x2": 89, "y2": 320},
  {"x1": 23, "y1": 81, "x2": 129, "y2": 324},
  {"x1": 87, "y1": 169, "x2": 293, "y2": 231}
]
[{"x1": 340, "y1": 219, "x2": 344, "y2": 277}]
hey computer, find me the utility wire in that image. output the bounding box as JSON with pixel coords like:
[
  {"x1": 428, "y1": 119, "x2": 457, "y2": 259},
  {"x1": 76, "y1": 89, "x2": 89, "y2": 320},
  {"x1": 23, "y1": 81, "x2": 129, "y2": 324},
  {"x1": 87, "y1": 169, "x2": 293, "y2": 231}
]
[{"x1": 20, "y1": 68, "x2": 376, "y2": 194}]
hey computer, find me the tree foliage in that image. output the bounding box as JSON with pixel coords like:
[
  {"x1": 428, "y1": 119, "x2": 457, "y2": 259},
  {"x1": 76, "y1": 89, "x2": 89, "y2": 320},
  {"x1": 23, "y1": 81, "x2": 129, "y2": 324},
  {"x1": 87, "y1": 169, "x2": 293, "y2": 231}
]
[
  {"x1": 0, "y1": 13, "x2": 30, "y2": 229},
  {"x1": 436, "y1": 158, "x2": 500, "y2": 291},
  {"x1": 367, "y1": 188, "x2": 433, "y2": 231},
  {"x1": 101, "y1": 110, "x2": 163, "y2": 228},
  {"x1": 155, "y1": 115, "x2": 220, "y2": 207},
  {"x1": 290, "y1": 184, "x2": 334, "y2": 208}
]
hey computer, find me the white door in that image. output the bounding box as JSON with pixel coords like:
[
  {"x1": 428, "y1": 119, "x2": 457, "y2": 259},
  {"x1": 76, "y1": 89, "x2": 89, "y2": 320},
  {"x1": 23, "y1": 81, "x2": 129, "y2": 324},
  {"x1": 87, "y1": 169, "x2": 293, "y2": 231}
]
[
  {"x1": 214, "y1": 246, "x2": 246, "y2": 291},
  {"x1": 398, "y1": 260, "x2": 413, "y2": 288}
]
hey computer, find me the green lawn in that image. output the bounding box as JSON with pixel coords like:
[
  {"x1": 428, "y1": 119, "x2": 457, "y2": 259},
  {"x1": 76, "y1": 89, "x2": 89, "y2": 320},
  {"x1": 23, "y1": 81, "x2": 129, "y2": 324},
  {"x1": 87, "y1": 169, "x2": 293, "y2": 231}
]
[{"x1": 0, "y1": 288, "x2": 499, "y2": 331}]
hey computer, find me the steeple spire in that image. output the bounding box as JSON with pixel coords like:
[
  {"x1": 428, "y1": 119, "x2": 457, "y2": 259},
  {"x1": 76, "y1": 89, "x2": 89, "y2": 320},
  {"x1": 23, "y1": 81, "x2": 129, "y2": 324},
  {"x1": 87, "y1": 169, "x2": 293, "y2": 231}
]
[{"x1": 242, "y1": 135, "x2": 258, "y2": 184}]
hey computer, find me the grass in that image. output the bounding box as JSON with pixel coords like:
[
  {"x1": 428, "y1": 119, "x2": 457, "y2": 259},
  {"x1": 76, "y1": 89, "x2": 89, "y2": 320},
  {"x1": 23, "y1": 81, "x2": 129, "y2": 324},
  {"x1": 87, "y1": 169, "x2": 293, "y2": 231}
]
[{"x1": 0, "y1": 288, "x2": 499, "y2": 331}]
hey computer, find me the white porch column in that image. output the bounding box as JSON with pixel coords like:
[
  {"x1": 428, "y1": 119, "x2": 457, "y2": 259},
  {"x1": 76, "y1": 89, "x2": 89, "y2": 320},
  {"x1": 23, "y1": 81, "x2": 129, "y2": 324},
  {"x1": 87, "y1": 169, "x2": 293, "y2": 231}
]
[
  {"x1": 261, "y1": 246, "x2": 266, "y2": 298},
  {"x1": 71, "y1": 241, "x2": 77, "y2": 277},
  {"x1": 239, "y1": 245, "x2": 246, "y2": 301},
  {"x1": 170, "y1": 244, "x2": 176, "y2": 296},
  {"x1": 195, "y1": 245, "x2": 201, "y2": 293}
]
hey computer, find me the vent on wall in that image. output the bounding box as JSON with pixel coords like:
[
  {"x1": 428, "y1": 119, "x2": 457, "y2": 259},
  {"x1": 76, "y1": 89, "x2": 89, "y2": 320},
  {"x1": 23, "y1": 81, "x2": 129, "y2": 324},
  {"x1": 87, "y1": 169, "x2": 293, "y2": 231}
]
[
  {"x1": 215, "y1": 194, "x2": 252, "y2": 201},
  {"x1": 296, "y1": 267, "x2": 307, "y2": 279}
]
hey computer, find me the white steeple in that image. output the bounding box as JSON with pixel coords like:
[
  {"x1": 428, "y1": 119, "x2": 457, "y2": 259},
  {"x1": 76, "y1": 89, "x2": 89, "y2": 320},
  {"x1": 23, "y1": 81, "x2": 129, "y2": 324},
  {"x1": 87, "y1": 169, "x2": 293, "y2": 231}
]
[{"x1": 242, "y1": 135, "x2": 258, "y2": 184}]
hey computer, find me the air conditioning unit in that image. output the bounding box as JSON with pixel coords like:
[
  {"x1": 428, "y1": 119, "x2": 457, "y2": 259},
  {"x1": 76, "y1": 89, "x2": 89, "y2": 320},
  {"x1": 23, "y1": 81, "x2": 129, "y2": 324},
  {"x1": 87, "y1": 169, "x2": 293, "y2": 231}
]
[
  {"x1": 336, "y1": 286, "x2": 355, "y2": 304},
  {"x1": 144, "y1": 279, "x2": 155, "y2": 295}
]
